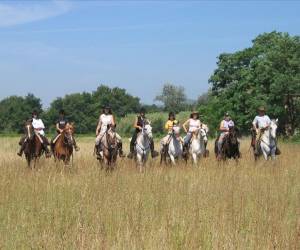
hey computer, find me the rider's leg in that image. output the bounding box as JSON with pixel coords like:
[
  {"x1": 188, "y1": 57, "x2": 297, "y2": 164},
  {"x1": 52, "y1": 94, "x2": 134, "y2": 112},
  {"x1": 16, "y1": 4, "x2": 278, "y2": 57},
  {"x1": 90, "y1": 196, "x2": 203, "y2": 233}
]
[
  {"x1": 17, "y1": 136, "x2": 26, "y2": 156},
  {"x1": 183, "y1": 132, "x2": 192, "y2": 155},
  {"x1": 150, "y1": 138, "x2": 158, "y2": 158},
  {"x1": 95, "y1": 133, "x2": 103, "y2": 155},
  {"x1": 116, "y1": 133, "x2": 125, "y2": 157},
  {"x1": 218, "y1": 134, "x2": 224, "y2": 154},
  {"x1": 127, "y1": 131, "x2": 137, "y2": 158}
]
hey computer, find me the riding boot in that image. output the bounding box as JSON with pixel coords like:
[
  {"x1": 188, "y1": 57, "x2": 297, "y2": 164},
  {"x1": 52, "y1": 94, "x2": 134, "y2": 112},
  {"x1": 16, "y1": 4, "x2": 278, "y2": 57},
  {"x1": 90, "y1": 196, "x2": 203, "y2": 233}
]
[
  {"x1": 150, "y1": 139, "x2": 159, "y2": 158},
  {"x1": 127, "y1": 133, "x2": 137, "y2": 159},
  {"x1": 118, "y1": 142, "x2": 125, "y2": 157},
  {"x1": 17, "y1": 142, "x2": 26, "y2": 157}
]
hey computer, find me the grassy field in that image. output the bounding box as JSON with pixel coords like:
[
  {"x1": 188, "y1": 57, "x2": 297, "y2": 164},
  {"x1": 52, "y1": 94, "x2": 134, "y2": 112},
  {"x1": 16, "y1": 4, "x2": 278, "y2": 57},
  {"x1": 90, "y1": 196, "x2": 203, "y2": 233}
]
[{"x1": 0, "y1": 137, "x2": 299, "y2": 249}]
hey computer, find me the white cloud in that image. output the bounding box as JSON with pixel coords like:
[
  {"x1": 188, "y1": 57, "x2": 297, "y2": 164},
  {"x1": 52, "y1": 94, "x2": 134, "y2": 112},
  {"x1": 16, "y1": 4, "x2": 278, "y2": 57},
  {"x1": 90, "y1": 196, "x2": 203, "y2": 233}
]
[{"x1": 0, "y1": 1, "x2": 72, "y2": 27}]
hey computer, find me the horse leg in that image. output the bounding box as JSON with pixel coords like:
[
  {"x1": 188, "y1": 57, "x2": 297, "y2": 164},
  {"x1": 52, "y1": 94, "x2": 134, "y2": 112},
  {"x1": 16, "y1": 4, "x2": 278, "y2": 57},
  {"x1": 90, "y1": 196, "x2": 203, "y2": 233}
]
[
  {"x1": 169, "y1": 154, "x2": 176, "y2": 165},
  {"x1": 192, "y1": 153, "x2": 197, "y2": 165}
]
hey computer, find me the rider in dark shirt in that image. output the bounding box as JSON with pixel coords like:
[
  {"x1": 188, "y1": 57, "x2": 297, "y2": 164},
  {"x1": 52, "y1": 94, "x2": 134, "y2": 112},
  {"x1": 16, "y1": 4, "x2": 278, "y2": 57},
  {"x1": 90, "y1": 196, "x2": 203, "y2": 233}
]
[
  {"x1": 51, "y1": 109, "x2": 79, "y2": 151},
  {"x1": 127, "y1": 108, "x2": 158, "y2": 159}
]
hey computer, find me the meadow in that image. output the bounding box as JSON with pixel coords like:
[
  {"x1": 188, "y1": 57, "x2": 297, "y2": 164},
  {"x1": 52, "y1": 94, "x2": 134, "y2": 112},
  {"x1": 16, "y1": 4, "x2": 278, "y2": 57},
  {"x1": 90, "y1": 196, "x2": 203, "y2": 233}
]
[{"x1": 0, "y1": 137, "x2": 299, "y2": 249}]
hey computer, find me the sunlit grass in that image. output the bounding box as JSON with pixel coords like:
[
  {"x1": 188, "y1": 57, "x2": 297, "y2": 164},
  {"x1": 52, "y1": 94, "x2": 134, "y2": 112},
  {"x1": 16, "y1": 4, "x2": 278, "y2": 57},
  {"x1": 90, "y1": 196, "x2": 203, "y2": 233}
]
[{"x1": 0, "y1": 137, "x2": 299, "y2": 249}]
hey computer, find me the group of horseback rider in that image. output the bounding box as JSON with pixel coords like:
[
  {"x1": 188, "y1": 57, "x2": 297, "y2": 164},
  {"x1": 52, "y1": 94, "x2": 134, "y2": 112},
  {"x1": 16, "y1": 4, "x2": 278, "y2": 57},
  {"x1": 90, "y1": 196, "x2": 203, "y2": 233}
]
[{"x1": 17, "y1": 105, "x2": 279, "y2": 159}]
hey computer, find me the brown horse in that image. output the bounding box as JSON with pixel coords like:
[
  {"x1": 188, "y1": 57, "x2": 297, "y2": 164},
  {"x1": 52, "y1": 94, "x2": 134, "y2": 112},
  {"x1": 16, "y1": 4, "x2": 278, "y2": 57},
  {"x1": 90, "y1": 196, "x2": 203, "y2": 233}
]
[
  {"x1": 52, "y1": 124, "x2": 75, "y2": 165},
  {"x1": 96, "y1": 128, "x2": 118, "y2": 170},
  {"x1": 23, "y1": 121, "x2": 44, "y2": 167}
]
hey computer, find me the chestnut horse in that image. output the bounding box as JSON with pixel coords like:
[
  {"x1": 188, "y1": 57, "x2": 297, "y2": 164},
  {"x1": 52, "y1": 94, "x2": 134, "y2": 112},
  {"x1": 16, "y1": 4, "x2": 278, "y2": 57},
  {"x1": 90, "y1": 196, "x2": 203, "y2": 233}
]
[
  {"x1": 23, "y1": 121, "x2": 44, "y2": 167},
  {"x1": 52, "y1": 124, "x2": 75, "y2": 165}
]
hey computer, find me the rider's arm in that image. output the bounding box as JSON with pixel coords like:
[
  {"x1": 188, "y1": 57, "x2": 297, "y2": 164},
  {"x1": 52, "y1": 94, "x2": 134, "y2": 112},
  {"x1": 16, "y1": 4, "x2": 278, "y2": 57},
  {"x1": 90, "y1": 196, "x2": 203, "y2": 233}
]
[
  {"x1": 182, "y1": 119, "x2": 189, "y2": 133},
  {"x1": 96, "y1": 120, "x2": 101, "y2": 136},
  {"x1": 165, "y1": 121, "x2": 170, "y2": 131},
  {"x1": 133, "y1": 117, "x2": 141, "y2": 130},
  {"x1": 56, "y1": 123, "x2": 63, "y2": 133},
  {"x1": 219, "y1": 121, "x2": 228, "y2": 132},
  {"x1": 111, "y1": 115, "x2": 116, "y2": 127},
  {"x1": 252, "y1": 117, "x2": 258, "y2": 130}
]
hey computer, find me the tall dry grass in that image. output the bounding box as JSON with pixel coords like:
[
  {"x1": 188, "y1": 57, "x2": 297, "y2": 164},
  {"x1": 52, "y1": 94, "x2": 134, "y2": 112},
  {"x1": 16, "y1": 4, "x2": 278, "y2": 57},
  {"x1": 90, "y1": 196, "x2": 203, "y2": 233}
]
[{"x1": 0, "y1": 137, "x2": 299, "y2": 249}]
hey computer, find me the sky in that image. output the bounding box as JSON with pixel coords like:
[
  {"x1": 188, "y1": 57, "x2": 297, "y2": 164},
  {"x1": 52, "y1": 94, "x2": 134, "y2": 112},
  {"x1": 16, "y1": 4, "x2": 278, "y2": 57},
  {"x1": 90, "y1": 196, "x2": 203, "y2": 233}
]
[{"x1": 0, "y1": 0, "x2": 299, "y2": 107}]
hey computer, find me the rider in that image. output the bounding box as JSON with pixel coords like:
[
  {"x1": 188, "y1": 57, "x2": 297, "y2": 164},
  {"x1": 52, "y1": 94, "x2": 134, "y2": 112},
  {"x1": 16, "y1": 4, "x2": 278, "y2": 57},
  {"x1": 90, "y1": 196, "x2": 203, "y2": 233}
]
[
  {"x1": 50, "y1": 109, "x2": 79, "y2": 152},
  {"x1": 217, "y1": 112, "x2": 235, "y2": 159},
  {"x1": 182, "y1": 111, "x2": 202, "y2": 156},
  {"x1": 161, "y1": 112, "x2": 182, "y2": 150},
  {"x1": 252, "y1": 106, "x2": 280, "y2": 155},
  {"x1": 127, "y1": 108, "x2": 159, "y2": 159},
  {"x1": 17, "y1": 110, "x2": 51, "y2": 157},
  {"x1": 95, "y1": 105, "x2": 124, "y2": 158}
]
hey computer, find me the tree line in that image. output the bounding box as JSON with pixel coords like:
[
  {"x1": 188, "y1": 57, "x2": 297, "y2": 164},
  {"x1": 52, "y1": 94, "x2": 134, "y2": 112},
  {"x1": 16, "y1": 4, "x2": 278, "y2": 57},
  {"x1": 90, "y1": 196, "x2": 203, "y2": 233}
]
[{"x1": 0, "y1": 31, "x2": 299, "y2": 136}]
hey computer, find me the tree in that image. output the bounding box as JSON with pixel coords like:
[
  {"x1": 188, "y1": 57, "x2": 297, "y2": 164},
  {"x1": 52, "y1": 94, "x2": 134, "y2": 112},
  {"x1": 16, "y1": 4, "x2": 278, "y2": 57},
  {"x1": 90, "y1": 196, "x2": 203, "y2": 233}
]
[
  {"x1": 200, "y1": 31, "x2": 300, "y2": 135},
  {"x1": 0, "y1": 94, "x2": 42, "y2": 133},
  {"x1": 155, "y1": 83, "x2": 187, "y2": 113}
]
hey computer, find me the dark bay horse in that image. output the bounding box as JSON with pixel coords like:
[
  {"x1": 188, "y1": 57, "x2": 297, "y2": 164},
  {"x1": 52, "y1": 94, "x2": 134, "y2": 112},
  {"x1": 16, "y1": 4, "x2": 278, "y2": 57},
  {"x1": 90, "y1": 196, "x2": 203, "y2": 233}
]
[
  {"x1": 96, "y1": 127, "x2": 118, "y2": 171},
  {"x1": 23, "y1": 121, "x2": 44, "y2": 167},
  {"x1": 215, "y1": 127, "x2": 241, "y2": 161},
  {"x1": 52, "y1": 124, "x2": 75, "y2": 165}
]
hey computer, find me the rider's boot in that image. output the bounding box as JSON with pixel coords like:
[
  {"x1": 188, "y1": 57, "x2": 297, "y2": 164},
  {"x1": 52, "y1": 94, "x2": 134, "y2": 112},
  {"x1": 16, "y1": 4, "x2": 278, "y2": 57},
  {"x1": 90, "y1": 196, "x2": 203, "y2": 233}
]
[
  {"x1": 127, "y1": 140, "x2": 135, "y2": 159},
  {"x1": 150, "y1": 139, "x2": 159, "y2": 158},
  {"x1": 17, "y1": 143, "x2": 25, "y2": 157},
  {"x1": 118, "y1": 142, "x2": 125, "y2": 157}
]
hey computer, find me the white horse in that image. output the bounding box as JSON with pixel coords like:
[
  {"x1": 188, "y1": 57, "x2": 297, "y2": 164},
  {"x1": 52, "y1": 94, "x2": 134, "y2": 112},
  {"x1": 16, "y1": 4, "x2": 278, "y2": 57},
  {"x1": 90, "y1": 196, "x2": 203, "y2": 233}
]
[
  {"x1": 135, "y1": 124, "x2": 153, "y2": 170},
  {"x1": 160, "y1": 126, "x2": 183, "y2": 165},
  {"x1": 186, "y1": 127, "x2": 208, "y2": 164},
  {"x1": 259, "y1": 119, "x2": 278, "y2": 160}
]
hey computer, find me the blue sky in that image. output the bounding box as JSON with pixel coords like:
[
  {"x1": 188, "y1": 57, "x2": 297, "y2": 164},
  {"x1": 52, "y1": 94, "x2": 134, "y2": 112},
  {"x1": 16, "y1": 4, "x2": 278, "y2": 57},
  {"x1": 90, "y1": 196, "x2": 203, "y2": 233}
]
[{"x1": 0, "y1": 1, "x2": 299, "y2": 107}]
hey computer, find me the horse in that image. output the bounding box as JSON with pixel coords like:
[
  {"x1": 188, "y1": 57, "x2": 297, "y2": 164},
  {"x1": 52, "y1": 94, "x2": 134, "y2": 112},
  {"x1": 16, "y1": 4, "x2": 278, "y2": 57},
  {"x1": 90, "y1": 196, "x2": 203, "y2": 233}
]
[
  {"x1": 160, "y1": 126, "x2": 183, "y2": 165},
  {"x1": 215, "y1": 126, "x2": 240, "y2": 161},
  {"x1": 52, "y1": 123, "x2": 75, "y2": 165},
  {"x1": 23, "y1": 121, "x2": 44, "y2": 167},
  {"x1": 96, "y1": 126, "x2": 118, "y2": 170},
  {"x1": 135, "y1": 124, "x2": 153, "y2": 171},
  {"x1": 185, "y1": 127, "x2": 208, "y2": 164},
  {"x1": 253, "y1": 119, "x2": 278, "y2": 160}
]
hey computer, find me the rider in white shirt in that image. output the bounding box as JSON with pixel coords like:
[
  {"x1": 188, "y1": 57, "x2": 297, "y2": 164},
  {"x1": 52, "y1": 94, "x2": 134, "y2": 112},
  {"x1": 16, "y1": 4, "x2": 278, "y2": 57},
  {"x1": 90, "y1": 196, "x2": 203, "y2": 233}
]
[
  {"x1": 17, "y1": 110, "x2": 51, "y2": 157},
  {"x1": 182, "y1": 111, "x2": 202, "y2": 156},
  {"x1": 252, "y1": 106, "x2": 280, "y2": 155},
  {"x1": 95, "y1": 105, "x2": 124, "y2": 157}
]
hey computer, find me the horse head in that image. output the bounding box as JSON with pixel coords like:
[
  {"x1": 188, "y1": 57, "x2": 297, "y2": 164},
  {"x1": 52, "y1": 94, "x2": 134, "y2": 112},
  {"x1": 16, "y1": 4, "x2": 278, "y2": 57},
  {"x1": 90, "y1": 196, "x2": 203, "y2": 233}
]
[
  {"x1": 143, "y1": 124, "x2": 153, "y2": 139},
  {"x1": 228, "y1": 126, "x2": 238, "y2": 145},
  {"x1": 24, "y1": 121, "x2": 34, "y2": 141},
  {"x1": 270, "y1": 119, "x2": 278, "y2": 139},
  {"x1": 106, "y1": 127, "x2": 117, "y2": 148},
  {"x1": 172, "y1": 126, "x2": 181, "y2": 137},
  {"x1": 63, "y1": 123, "x2": 74, "y2": 146}
]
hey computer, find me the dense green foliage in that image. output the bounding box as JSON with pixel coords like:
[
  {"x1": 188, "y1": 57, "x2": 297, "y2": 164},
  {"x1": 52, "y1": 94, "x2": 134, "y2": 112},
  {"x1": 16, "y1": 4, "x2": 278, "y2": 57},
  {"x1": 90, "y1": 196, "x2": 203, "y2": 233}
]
[
  {"x1": 198, "y1": 32, "x2": 300, "y2": 135},
  {"x1": 0, "y1": 94, "x2": 43, "y2": 133}
]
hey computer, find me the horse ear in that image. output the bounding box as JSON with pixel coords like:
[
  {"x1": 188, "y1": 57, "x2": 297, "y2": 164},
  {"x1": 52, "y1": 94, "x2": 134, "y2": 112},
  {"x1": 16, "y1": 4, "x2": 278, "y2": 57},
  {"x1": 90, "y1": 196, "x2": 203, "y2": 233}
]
[{"x1": 275, "y1": 118, "x2": 278, "y2": 123}]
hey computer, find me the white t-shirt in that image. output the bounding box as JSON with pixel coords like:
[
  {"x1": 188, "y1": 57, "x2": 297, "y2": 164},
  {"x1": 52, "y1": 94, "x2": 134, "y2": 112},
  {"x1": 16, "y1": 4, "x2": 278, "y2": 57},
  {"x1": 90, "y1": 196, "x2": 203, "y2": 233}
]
[
  {"x1": 188, "y1": 119, "x2": 201, "y2": 132},
  {"x1": 32, "y1": 118, "x2": 45, "y2": 136},
  {"x1": 221, "y1": 120, "x2": 235, "y2": 130},
  {"x1": 253, "y1": 115, "x2": 271, "y2": 129},
  {"x1": 99, "y1": 114, "x2": 113, "y2": 132}
]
